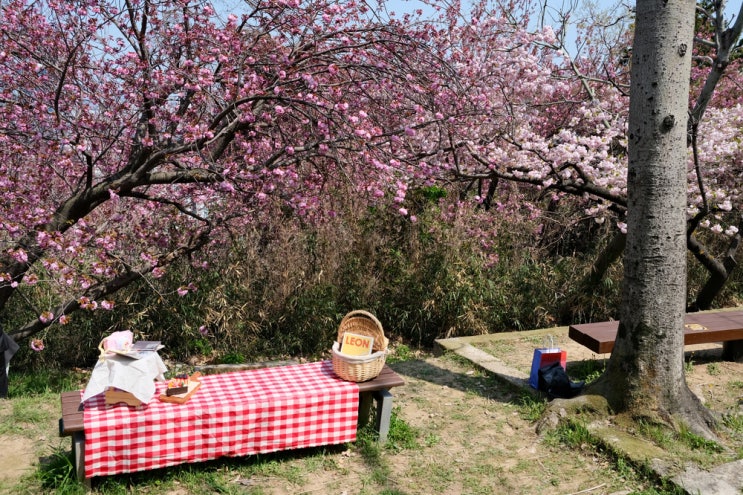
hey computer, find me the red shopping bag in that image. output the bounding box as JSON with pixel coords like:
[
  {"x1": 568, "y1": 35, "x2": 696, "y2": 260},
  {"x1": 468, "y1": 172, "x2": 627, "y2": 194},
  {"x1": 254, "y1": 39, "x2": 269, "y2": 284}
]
[{"x1": 529, "y1": 336, "x2": 567, "y2": 389}]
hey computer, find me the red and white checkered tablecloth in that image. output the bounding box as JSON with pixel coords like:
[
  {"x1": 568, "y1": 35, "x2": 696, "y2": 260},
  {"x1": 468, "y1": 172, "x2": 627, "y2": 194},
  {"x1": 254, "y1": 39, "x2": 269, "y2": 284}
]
[{"x1": 83, "y1": 360, "x2": 359, "y2": 478}]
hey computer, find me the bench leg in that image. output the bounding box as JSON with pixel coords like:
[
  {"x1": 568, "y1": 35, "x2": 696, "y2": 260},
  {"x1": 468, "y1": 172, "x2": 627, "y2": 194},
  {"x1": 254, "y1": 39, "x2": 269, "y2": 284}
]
[
  {"x1": 358, "y1": 391, "x2": 373, "y2": 427},
  {"x1": 357, "y1": 390, "x2": 394, "y2": 443},
  {"x1": 71, "y1": 431, "x2": 91, "y2": 490},
  {"x1": 721, "y1": 340, "x2": 743, "y2": 362},
  {"x1": 373, "y1": 389, "x2": 393, "y2": 444}
]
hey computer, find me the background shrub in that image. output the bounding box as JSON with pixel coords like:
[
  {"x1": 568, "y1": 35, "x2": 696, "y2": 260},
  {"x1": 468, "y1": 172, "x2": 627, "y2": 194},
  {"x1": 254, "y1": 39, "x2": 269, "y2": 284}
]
[{"x1": 9, "y1": 191, "x2": 743, "y2": 370}]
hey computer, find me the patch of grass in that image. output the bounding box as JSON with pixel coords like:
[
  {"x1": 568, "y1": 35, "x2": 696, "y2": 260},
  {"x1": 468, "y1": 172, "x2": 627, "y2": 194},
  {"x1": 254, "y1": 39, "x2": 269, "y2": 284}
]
[
  {"x1": 250, "y1": 457, "x2": 307, "y2": 485},
  {"x1": 515, "y1": 393, "x2": 547, "y2": 421},
  {"x1": 35, "y1": 447, "x2": 85, "y2": 495},
  {"x1": 637, "y1": 419, "x2": 728, "y2": 468},
  {"x1": 218, "y1": 352, "x2": 246, "y2": 364},
  {"x1": 678, "y1": 424, "x2": 724, "y2": 454},
  {"x1": 0, "y1": 393, "x2": 56, "y2": 438},
  {"x1": 630, "y1": 481, "x2": 688, "y2": 495},
  {"x1": 387, "y1": 344, "x2": 415, "y2": 363},
  {"x1": 684, "y1": 355, "x2": 695, "y2": 373},
  {"x1": 544, "y1": 420, "x2": 594, "y2": 448},
  {"x1": 354, "y1": 408, "x2": 420, "y2": 490},
  {"x1": 722, "y1": 411, "x2": 743, "y2": 434},
  {"x1": 439, "y1": 350, "x2": 475, "y2": 368},
  {"x1": 461, "y1": 461, "x2": 504, "y2": 494},
  {"x1": 422, "y1": 432, "x2": 441, "y2": 447},
  {"x1": 384, "y1": 409, "x2": 420, "y2": 451},
  {"x1": 567, "y1": 359, "x2": 605, "y2": 384},
  {"x1": 638, "y1": 420, "x2": 675, "y2": 449},
  {"x1": 706, "y1": 362, "x2": 721, "y2": 376},
  {"x1": 408, "y1": 458, "x2": 454, "y2": 491},
  {"x1": 8, "y1": 369, "x2": 86, "y2": 397},
  {"x1": 477, "y1": 340, "x2": 517, "y2": 356},
  {"x1": 522, "y1": 335, "x2": 545, "y2": 346},
  {"x1": 12, "y1": 396, "x2": 50, "y2": 424}
]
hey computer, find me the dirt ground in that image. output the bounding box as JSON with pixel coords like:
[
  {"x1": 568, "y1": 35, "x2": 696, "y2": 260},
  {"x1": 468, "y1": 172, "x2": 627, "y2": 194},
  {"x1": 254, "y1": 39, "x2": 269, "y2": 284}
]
[{"x1": 0, "y1": 331, "x2": 741, "y2": 494}]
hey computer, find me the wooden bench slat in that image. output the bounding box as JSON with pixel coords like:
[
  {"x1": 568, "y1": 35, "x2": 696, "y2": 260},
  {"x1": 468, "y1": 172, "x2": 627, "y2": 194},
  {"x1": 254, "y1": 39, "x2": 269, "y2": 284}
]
[
  {"x1": 357, "y1": 365, "x2": 405, "y2": 392},
  {"x1": 60, "y1": 391, "x2": 84, "y2": 435},
  {"x1": 569, "y1": 310, "x2": 743, "y2": 354}
]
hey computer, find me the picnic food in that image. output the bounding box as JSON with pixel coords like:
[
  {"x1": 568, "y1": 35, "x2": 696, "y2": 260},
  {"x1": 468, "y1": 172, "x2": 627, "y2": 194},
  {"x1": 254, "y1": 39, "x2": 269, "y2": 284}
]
[{"x1": 166, "y1": 373, "x2": 190, "y2": 395}]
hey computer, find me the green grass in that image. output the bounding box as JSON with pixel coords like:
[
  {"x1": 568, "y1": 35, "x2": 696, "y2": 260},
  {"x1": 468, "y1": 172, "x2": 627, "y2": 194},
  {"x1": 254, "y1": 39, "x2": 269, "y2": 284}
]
[
  {"x1": 36, "y1": 447, "x2": 86, "y2": 495},
  {"x1": 0, "y1": 388, "x2": 60, "y2": 439},
  {"x1": 537, "y1": 421, "x2": 694, "y2": 495},
  {"x1": 515, "y1": 393, "x2": 548, "y2": 421},
  {"x1": 543, "y1": 420, "x2": 594, "y2": 449},
  {"x1": 566, "y1": 359, "x2": 605, "y2": 384},
  {"x1": 677, "y1": 424, "x2": 724, "y2": 454},
  {"x1": 387, "y1": 343, "x2": 415, "y2": 363},
  {"x1": 632, "y1": 419, "x2": 734, "y2": 470},
  {"x1": 10, "y1": 396, "x2": 49, "y2": 424},
  {"x1": 8, "y1": 368, "x2": 87, "y2": 397},
  {"x1": 684, "y1": 355, "x2": 695, "y2": 373},
  {"x1": 351, "y1": 407, "x2": 422, "y2": 492},
  {"x1": 706, "y1": 362, "x2": 721, "y2": 376}
]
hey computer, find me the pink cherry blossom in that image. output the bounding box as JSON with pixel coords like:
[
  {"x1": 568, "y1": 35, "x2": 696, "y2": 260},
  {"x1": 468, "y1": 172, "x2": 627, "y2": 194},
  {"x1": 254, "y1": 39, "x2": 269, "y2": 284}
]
[{"x1": 0, "y1": 0, "x2": 739, "y2": 345}]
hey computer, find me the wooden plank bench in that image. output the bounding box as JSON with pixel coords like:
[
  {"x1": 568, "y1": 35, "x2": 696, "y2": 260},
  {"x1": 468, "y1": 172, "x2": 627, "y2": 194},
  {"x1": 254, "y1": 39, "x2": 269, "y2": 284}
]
[
  {"x1": 569, "y1": 310, "x2": 743, "y2": 360},
  {"x1": 59, "y1": 364, "x2": 404, "y2": 486}
]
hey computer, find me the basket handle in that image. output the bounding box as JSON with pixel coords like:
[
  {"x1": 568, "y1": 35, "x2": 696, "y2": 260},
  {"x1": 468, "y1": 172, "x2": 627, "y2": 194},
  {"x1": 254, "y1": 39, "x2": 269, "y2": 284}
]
[
  {"x1": 340, "y1": 310, "x2": 382, "y2": 328},
  {"x1": 97, "y1": 340, "x2": 108, "y2": 361}
]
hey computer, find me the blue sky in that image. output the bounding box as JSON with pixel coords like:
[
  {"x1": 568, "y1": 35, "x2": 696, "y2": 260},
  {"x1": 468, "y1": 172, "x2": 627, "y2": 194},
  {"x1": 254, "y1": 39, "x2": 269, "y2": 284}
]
[
  {"x1": 384, "y1": 0, "x2": 742, "y2": 55},
  {"x1": 383, "y1": 0, "x2": 631, "y2": 55}
]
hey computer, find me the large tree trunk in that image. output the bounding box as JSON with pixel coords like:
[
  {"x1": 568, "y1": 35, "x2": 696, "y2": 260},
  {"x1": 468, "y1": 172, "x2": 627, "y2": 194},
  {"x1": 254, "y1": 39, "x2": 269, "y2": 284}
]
[{"x1": 589, "y1": 0, "x2": 716, "y2": 437}]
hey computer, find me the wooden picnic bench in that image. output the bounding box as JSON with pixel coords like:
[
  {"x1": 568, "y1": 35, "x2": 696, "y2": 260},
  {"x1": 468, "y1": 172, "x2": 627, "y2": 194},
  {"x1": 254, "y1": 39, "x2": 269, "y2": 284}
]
[
  {"x1": 569, "y1": 310, "x2": 743, "y2": 360},
  {"x1": 59, "y1": 363, "x2": 404, "y2": 486}
]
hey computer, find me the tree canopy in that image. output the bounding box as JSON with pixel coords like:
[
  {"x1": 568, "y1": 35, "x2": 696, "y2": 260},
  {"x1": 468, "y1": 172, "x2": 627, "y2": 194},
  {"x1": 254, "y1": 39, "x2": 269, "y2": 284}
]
[{"x1": 1, "y1": 0, "x2": 743, "y2": 351}]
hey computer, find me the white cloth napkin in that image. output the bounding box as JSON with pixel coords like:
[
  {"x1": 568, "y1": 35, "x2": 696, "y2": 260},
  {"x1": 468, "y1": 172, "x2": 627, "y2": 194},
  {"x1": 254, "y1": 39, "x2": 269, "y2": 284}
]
[{"x1": 82, "y1": 352, "x2": 167, "y2": 404}]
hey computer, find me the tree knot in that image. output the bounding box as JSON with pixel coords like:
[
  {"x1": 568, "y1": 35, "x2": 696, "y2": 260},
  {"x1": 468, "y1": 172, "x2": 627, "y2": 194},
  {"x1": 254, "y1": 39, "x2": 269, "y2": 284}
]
[{"x1": 661, "y1": 115, "x2": 676, "y2": 132}]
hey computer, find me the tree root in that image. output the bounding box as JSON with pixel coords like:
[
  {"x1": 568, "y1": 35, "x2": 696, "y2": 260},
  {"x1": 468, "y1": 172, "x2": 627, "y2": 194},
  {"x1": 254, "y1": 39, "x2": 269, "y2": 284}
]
[{"x1": 535, "y1": 393, "x2": 612, "y2": 435}]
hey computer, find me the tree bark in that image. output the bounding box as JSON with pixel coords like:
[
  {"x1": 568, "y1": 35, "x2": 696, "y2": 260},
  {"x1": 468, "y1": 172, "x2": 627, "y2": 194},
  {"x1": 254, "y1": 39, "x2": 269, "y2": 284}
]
[{"x1": 589, "y1": 0, "x2": 716, "y2": 437}]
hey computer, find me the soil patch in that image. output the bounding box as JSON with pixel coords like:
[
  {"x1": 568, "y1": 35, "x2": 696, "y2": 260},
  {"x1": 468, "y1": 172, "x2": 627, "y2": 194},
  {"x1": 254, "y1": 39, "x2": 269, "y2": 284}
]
[{"x1": 0, "y1": 436, "x2": 35, "y2": 482}]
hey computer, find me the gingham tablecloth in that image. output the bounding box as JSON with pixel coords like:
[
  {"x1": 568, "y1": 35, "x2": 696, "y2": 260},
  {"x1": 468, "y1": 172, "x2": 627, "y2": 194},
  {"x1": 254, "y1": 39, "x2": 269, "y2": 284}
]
[{"x1": 83, "y1": 360, "x2": 359, "y2": 478}]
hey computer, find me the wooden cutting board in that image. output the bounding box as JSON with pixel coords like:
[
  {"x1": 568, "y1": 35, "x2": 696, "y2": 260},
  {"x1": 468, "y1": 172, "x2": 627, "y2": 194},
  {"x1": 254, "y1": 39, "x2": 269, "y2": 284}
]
[{"x1": 158, "y1": 372, "x2": 202, "y2": 404}]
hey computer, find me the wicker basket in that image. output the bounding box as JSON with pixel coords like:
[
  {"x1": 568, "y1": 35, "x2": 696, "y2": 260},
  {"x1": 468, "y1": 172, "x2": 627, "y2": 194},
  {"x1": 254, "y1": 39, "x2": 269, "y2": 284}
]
[{"x1": 332, "y1": 310, "x2": 388, "y2": 382}]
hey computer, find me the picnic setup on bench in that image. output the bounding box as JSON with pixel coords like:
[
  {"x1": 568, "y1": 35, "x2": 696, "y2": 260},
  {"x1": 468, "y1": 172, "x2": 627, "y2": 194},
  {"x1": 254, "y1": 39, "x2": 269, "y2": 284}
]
[
  {"x1": 59, "y1": 311, "x2": 404, "y2": 486},
  {"x1": 568, "y1": 309, "x2": 743, "y2": 360}
]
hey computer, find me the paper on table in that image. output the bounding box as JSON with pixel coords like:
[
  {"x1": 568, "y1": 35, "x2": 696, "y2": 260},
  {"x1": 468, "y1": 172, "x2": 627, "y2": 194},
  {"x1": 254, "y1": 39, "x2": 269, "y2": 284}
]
[
  {"x1": 82, "y1": 352, "x2": 167, "y2": 404},
  {"x1": 133, "y1": 341, "x2": 161, "y2": 351}
]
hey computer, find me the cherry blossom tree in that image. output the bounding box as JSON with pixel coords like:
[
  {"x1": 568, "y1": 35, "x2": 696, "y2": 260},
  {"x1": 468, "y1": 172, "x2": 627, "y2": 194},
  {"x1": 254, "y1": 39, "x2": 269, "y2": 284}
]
[
  {"x1": 424, "y1": 0, "x2": 743, "y2": 329},
  {"x1": 424, "y1": 0, "x2": 736, "y2": 432},
  {"x1": 3, "y1": 0, "x2": 743, "y2": 377},
  {"x1": 0, "y1": 0, "x2": 449, "y2": 342}
]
